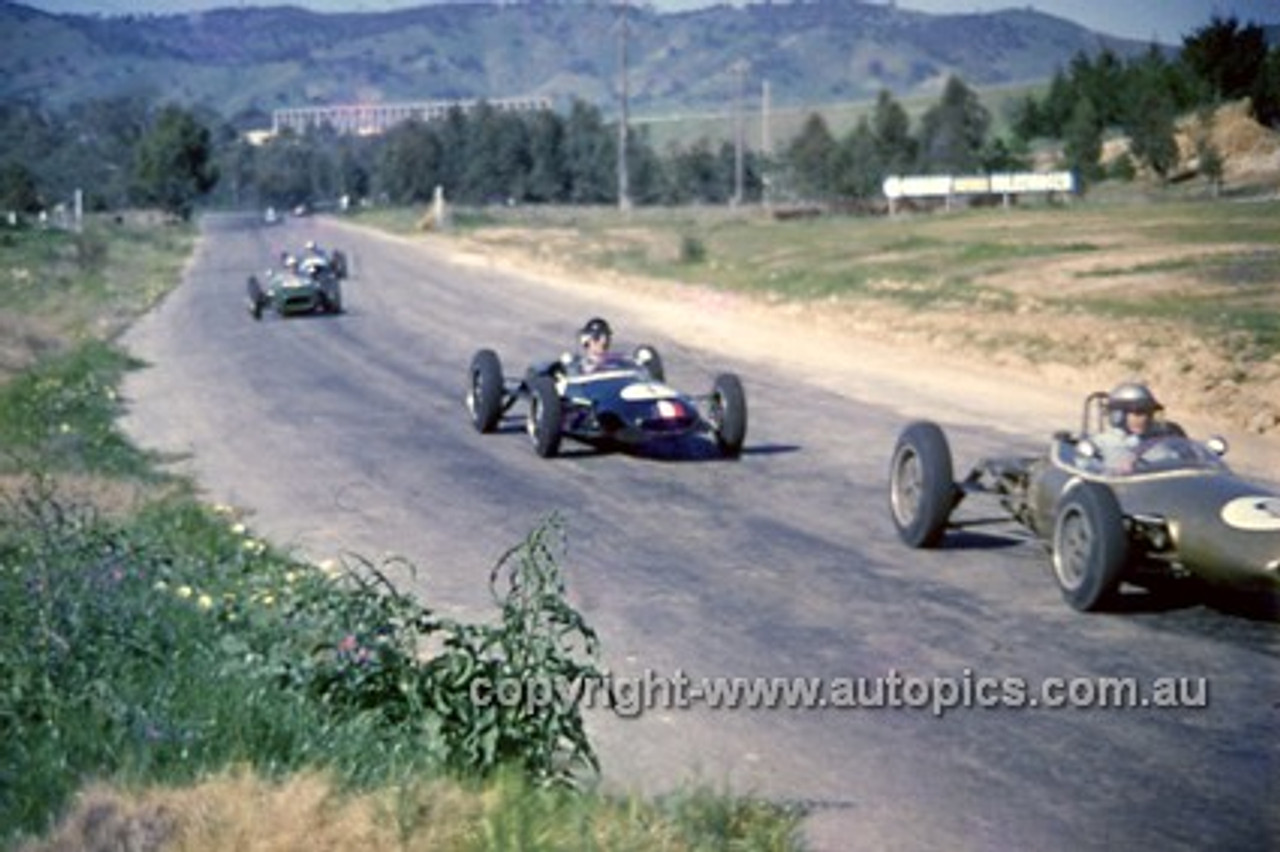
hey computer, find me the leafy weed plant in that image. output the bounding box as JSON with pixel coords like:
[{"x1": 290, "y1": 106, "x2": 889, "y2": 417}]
[{"x1": 0, "y1": 486, "x2": 602, "y2": 844}]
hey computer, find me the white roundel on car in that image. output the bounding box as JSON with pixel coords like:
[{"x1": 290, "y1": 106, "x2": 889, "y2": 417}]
[
  {"x1": 1220, "y1": 496, "x2": 1280, "y2": 531},
  {"x1": 620, "y1": 382, "x2": 677, "y2": 402}
]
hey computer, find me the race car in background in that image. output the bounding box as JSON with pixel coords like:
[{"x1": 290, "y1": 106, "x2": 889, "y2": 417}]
[
  {"x1": 247, "y1": 243, "x2": 348, "y2": 320},
  {"x1": 887, "y1": 390, "x2": 1280, "y2": 612}
]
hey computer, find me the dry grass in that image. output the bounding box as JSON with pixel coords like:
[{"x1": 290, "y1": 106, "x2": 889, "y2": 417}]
[
  {"x1": 16, "y1": 769, "x2": 410, "y2": 852},
  {"x1": 17, "y1": 767, "x2": 767, "y2": 852}
]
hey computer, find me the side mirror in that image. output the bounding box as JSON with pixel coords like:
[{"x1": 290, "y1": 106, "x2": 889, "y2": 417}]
[{"x1": 1206, "y1": 436, "x2": 1229, "y2": 457}]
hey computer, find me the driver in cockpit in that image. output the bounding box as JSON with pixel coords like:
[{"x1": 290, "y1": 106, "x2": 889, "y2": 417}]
[{"x1": 1090, "y1": 381, "x2": 1179, "y2": 474}]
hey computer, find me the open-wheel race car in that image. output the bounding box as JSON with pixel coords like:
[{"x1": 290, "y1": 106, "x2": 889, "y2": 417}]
[
  {"x1": 888, "y1": 386, "x2": 1280, "y2": 612},
  {"x1": 465, "y1": 339, "x2": 747, "y2": 459},
  {"x1": 247, "y1": 245, "x2": 347, "y2": 320}
]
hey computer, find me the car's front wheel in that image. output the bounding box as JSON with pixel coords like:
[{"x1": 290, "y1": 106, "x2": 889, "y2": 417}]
[
  {"x1": 1052, "y1": 481, "x2": 1128, "y2": 612},
  {"x1": 888, "y1": 420, "x2": 956, "y2": 548},
  {"x1": 467, "y1": 349, "x2": 504, "y2": 433},
  {"x1": 246, "y1": 275, "x2": 266, "y2": 320},
  {"x1": 526, "y1": 376, "x2": 562, "y2": 458},
  {"x1": 708, "y1": 373, "x2": 747, "y2": 458}
]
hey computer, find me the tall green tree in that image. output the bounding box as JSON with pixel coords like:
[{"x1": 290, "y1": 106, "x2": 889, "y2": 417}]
[
  {"x1": 131, "y1": 105, "x2": 217, "y2": 220},
  {"x1": 871, "y1": 89, "x2": 915, "y2": 175},
  {"x1": 916, "y1": 76, "x2": 991, "y2": 174},
  {"x1": 0, "y1": 162, "x2": 42, "y2": 213},
  {"x1": 376, "y1": 120, "x2": 443, "y2": 204},
  {"x1": 1062, "y1": 97, "x2": 1104, "y2": 186},
  {"x1": 786, "y1": 112, "x2": 837, "y2": 199},
  {"x1": 666, "y1": 139, "x2": 722, "y2": 203},
  {"x1": 1251, "y1": 47, "x2": 1280, "y2": 128},
  {"x1": 525, "y1": 110, "x2": 567, "y2": 202},
  {"x1": 1124, "y1": 57, "x2": 1181, "y2": 182},
  {"x1": 561, "y1": 100, "x2": 614, "y2": 204},
  {"x1": 833, "y1": 117, "x2": 881, "y2": 199},
  {"x1": 1181, "y1": 16, "x2": 1268, "y2": 103}
]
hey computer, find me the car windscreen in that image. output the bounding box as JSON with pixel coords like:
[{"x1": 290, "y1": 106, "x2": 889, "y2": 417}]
[{"x1": 1067, "y1": 435, "x2": 1230, "y2": 477}]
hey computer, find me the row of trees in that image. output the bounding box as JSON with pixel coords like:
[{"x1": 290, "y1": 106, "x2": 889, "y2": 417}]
[
  {"x1": 0, "y1": 97, "x2": 221, "y2": 220},
  {"x1": 1012, "y1": 16, "x2": 1280, "y2": 184},
  {"x1": 786, "y1": 16, "x2": 1280, "y2": 199},
  {"x1": 1, "y1": 17, "x2": 1274, "y2": 219}
]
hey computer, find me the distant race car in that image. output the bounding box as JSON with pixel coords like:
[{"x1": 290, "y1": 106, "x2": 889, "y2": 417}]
[
  {"x1": 465, "y1": 344, "x2": 747, "y2": 459},
  {"x1": 246, "y1": 247, "x2": 347, "y2": 320},
  {"x1": 888, "y1": 390, "x2": 1280, "y2": 612}
]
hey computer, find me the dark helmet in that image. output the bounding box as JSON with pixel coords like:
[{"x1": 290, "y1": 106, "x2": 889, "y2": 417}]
[
  {"x1": 1107, "y1": 381, "x2": 1162, "y2": 428},
  {"x1": 579, "y1": 316, "x2": 613, "y2": 347}
]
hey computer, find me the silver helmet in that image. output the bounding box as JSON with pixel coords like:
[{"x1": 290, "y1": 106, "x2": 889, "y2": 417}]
[{"x1": 1106, "y1": 381, "x2": 1162, "y2": 428}]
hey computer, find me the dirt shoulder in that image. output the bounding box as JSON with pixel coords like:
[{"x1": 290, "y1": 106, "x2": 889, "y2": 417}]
[{"x1": 402, "y1": 224, "x2": 1280, "y2": 483}]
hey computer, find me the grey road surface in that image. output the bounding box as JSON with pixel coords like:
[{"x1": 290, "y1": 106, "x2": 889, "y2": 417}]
[{"x1": 121, "y1": 213, "x2": 1278, "y2": 851}]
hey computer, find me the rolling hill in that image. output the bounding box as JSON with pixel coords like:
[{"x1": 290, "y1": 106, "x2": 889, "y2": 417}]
[{"x1": 0, "y1": 0, "x2": 1157, "y2": 124}]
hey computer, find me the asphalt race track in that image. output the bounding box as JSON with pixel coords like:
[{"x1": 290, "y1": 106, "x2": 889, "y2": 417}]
[{"x1": 121, "y1": 212, "x2": 1278, "y2": 851}]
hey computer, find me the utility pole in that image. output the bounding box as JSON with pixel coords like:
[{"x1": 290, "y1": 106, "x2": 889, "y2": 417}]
[
  {"x1": 616, "y1": 0, "x2": 631, "y2": 212},
  {"x1": 732, "y1": 60, "x2": 748, "y2": 207},
  {"x1": 761, "y1": 79, "x2": 771, "y2": 210}
]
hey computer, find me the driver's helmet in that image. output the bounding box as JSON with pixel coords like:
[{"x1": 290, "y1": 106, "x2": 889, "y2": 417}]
[
  {"x1": 305, "y1": 240, "x2": 317, "y2": 251},
  {"x1": 578, "y1": 317, "x2": 613, "y2": 350},
  {"x1": 1106, "y1": 381, "x2": 1163, "y2": 429}
]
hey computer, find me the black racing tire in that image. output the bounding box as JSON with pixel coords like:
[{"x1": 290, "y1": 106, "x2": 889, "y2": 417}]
[
  {"x1": 326, "y1": 280, "x2": 343, "y2": 314},
  {"x1": 633, "y1": 345, "x2": 665, "y2": 383},
  {"x1": 467, "y1": 349, "x2": 504, "y2": 434},
  {"x1": 888, "y1": 420, "x2": 956, "y2": 548},
  {"x1": 526, "y1": 375, "x2": 562, "y2": 458},
  {"x1": 709, "y1": 373, "x2": 747, "y2": 458},
  {"x1": 331, "y1": 249, "x2": 348, "y2": 280},
  {"x1": 247, "y1": 275, "x2": 266, "y2": 320},
  {"x1": 1051, "y1": 481, "x2": 1128, "y2": 612}
]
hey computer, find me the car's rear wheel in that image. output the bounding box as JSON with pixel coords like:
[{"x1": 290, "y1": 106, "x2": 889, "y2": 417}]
[
  {"x1": 246, "y1": 275, "x2": 266, "y2": 320},
  {"x1": 888, "y1": 420, "x2": 956, "y2": 548},
  {"x1": 331, "y1": 249, "x2": 348, "y2": 280},
  {"x1": 1052, "y1": 481, "x2": 1128, "y2": 612},
  {"x1": 633, "y1": 345, "x2": 665, "y2": 382},
  {"x1": 527, "y1": 376, "x2": 562, "y2": 458},
  {"x1": 467, "y1": 349, "x2": 504, "y2": 433},
  {"x1": 708, "y1": 373, "x2": 747, "y2": 458}
]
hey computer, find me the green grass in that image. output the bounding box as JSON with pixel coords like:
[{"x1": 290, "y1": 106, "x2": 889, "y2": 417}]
[
  {"x1": 0, "y1": 340, "x2": 157, "y2": 478},
  {"x1": 425, "y1": 198, "x2": 1280, "y2": 361}
]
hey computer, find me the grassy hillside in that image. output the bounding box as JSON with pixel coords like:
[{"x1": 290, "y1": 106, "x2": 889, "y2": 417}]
[{"x1": 1, "y1": 0, "x2": 1151, "y2": 121}]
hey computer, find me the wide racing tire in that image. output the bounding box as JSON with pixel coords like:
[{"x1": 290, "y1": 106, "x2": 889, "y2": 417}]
[
  {"x1": 1051, "y1": 481, "x2": 1128, "y2": 612},
  {"x1": 246, "y1": 275, "x2": 266, "y2": 320},
  {"x1": 526, "y1": 375, "x2": 563, "y2": 458},
  {"x1": 467, "y1": 349, "x2": 504, "y2": 433},
  {"x1": 324, "y1": 280, "x2": 343, "y2": 314},
  {"x1": 709, "y1": 373, "x2": 747, "y2": 458},
  {"x1": 888, "y1": 420, "x2": 956, "y2": 548}
]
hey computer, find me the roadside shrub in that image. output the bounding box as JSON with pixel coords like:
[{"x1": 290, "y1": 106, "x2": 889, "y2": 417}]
[
  {"x1": 679, "y1": 234, "x2": 707, "y2": 264},
  {"x1": 73, "y1": 231, "x2": 109, "y2": 272},
  {"x1": 0, "y1": 483, "x2": 602, "y2": 843}
]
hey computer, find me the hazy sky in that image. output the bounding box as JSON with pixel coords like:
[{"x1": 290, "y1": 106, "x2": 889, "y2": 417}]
[{"x1": 16, "y1": 0, "x2": 1279, "y2": 44}]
